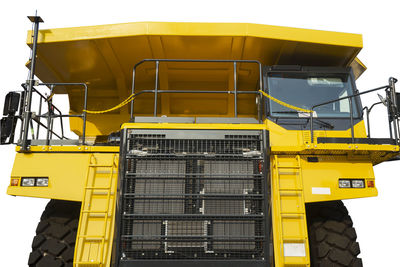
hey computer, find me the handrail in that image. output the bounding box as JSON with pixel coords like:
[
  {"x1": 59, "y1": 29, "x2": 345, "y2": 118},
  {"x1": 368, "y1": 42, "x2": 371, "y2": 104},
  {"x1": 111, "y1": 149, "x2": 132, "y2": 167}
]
[
  {"x1": 130, "y1": 59, "x2": 263, "y2": 121},
  {"x1": 19, "y1": 82, "x2": 88, "y2": 148},
  {"x1": 309, "y1": 82, "x2": 397, "y2": 144}
]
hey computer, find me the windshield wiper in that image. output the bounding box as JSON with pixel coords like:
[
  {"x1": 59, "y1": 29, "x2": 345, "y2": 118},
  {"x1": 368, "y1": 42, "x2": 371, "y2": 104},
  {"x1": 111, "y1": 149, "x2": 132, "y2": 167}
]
[{"x1": 272, "y1": 111, "x2": 334, "y2": 129}]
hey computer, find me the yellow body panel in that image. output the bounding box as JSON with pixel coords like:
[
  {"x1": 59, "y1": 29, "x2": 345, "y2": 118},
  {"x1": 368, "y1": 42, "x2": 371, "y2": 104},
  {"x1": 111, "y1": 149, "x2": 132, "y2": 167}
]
[
  {"x1": 28, "y1": 22, "x2": 365, "y2": 137},
  {"x1": 7, "y1": 151, "x2": 119, "y2": 201},
  {"x1": 7, "y1": 120, "x2": 398, "y2": 267},
  {"x1": 301, "y1": 156, "x2": 377, "y2": 202},
  {"x1": 121, "y1": 122, "x2": 267, "y2": 130}
]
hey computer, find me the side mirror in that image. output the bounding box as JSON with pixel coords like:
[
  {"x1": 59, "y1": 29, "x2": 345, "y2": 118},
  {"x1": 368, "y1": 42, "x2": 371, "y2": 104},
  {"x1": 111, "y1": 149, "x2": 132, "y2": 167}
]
[
  {"x1": 378, "y1": 93, "x2": 387, "y2": 107},
  {"x1": 0, "y1": 117, "x2": 14, "y2": 144},
  {"x1": 3, "y1": 92, "x2": 20, "y2": 116}
]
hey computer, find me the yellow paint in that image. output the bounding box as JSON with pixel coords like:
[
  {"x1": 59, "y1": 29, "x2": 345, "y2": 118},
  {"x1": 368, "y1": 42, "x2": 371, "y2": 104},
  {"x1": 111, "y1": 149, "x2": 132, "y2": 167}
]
[
  {"x1": 271, "y1": 155, "x2": 310, "y2": 266},
  {"x1": 301, "y1": 155, "x2": 377, "y2": 202},
  {"x1": 7, "y1": 152, "x2": 118, "y2": 201},
  {"x1": 74, "y1": 154, "x2": 118, "y2": 267},
  {"x1": 17, "y1": 145, "x2": 119, "y2": 153},
  {"x1": 121, "y1": 122, "x2": 267, "y2": 130},
  {"x1": 28, "y1": 21, "x2": 364, "y2": 137}
]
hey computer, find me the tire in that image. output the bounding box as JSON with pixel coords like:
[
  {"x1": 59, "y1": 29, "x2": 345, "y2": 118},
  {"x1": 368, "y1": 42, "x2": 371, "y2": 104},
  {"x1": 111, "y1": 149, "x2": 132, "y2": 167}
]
[
  {"x1": 306, "y1": 201, "x2": 362, "y2": 267},
  {"x1": 28, "y1": 199, "x2": 81, "y2": 267}
]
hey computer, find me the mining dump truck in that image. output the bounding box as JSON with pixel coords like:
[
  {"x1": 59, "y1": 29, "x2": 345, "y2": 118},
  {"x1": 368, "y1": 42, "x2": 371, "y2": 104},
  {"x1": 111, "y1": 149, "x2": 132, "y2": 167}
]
[{"x1": 1, "y1": 16, "x2": 399, "y2": 267}]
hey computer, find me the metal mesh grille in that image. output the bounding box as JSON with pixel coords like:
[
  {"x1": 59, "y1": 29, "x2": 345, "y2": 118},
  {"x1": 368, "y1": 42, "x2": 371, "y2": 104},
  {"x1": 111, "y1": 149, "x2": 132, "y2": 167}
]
[{"x1": 119, "y1": 132, "x2": 266, "y2": 261}]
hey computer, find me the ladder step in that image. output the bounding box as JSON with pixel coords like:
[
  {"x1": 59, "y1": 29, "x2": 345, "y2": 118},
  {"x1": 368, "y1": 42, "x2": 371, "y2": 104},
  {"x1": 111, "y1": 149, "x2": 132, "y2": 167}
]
[
  {"x1": 78, "y1": 235, "x2": 106, "y2": 241},
  {"x1": 281, "y1": 213, "x2": 305, "y2": 218},
  {"x1": 278, "y1": 165, "x2": 300, "y2": 169},
  {"x1": 75, "y1": 261, "x2": 101, "y2": 265},
  {"x1": 95, "y1": 170, "x2": 118, "y2": 174},
  {"x1": 280, "y1": 188, "x2": 303, "y2": 191},
  {"x1": 89, "y1": 164, "x2": 114, "y2": 167},
  {"x1": 82, "y1": 210, "x2": 109, "y2": 214},
  {"x1": 283, "y1": 237, "x2": 308, "y2": 242},
  {"x1": 92, "y1": 191, "x2": 114, "y2": 196},
  {"x1": 85, "y1": 187, "x2": 111, "y2": 190}
]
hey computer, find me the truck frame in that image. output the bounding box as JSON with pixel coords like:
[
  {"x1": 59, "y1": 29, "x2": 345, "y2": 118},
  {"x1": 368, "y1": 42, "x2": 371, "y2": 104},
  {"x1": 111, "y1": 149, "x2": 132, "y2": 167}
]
[{"x1": 1, "y1": 16, "x2": 399, "y2": 267}]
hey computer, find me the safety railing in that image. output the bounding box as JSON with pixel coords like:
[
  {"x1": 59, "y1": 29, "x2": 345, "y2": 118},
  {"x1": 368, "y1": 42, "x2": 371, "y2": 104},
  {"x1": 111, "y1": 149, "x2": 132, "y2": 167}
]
[
  {"x1": 18, "y1": 82, "x2": 88, "y2": 149},
  {"x1": 309, "y1": 77, "x2": 399, "y2": 145},
  {"x1": 129, "y1": 59, "x2": 263, "y2": 121}
]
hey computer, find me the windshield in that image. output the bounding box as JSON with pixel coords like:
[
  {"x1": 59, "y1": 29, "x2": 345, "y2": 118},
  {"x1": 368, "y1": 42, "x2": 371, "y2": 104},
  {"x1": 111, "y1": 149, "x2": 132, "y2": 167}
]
[{"x1": 267, "y1": 72, "x2": 359, "y2": 118}]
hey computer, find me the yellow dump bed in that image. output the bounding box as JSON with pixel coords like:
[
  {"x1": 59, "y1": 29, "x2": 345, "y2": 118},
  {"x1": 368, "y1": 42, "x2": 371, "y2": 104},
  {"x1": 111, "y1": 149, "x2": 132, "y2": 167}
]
[{"x1": 28, "y1": 22, "x2": 364, "y2": 137}]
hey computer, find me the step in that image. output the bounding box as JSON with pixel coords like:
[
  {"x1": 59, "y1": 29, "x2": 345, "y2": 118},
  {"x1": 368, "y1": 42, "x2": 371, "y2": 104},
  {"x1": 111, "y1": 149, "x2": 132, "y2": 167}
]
[
  {"x1": 82, "y1": 210, "x2": 109, "y2": 214},
  {"x1": 75, "y1": 260, "x2": 101, "y2": 265},
  {"x1": 278, "y1": 165, "x2": 301, "y2": 169},
  {"x1": 281, "y1": 212, "x2": 305, "y2": 219},
  {"x1": 279, "y1": 188, "x2": 303, "y2": 192},
  {"x1": 78, "y1": 235, "x2": 106, "y2": 241},
  {"x1": 85, "y1": 187, "x2": 112, "y2": 190},
  {"x1": 283, "y1": 236, "x2": 308, "y2": 242},
  {"x1": 89, "y1": 164, "x2": 114, "y2": 167}
]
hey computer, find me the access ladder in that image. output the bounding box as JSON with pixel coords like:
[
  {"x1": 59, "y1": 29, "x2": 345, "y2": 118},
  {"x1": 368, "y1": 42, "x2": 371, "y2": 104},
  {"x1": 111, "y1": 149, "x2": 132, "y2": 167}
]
[
  {"x1": 271, "y1": 155, "x2": 310, "y2": 266},
  {"x1": 74, "y1": 153, "x2": 119, "y2": 267}
]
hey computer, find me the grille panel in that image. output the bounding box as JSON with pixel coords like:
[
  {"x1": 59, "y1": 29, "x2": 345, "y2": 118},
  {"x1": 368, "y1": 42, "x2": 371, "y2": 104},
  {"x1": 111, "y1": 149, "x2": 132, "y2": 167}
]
[{"x1": 118, "y1": 131, "x2": 266, "y2": 261}]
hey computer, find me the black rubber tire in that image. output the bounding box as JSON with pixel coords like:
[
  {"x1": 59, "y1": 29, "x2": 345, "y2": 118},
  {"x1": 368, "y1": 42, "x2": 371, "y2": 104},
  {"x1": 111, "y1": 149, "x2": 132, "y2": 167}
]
[
  {"x1": 306, "y1": 201, "x2": 362, "y2": 267},
  {"x1": 28, "y1": 199, "x2": 81, "y2": 267}
]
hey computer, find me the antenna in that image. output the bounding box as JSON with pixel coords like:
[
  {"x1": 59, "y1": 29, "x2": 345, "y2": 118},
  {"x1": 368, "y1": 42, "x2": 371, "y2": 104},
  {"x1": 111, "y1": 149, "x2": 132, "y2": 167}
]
[{"x1": 20, "y1": 13, "x2": 44, "y2": 151}]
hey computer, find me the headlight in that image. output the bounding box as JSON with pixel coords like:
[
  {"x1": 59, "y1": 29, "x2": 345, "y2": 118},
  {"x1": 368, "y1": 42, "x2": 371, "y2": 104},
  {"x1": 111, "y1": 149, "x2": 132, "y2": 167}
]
[
  {"x1": 351, "y1": 179, "x2": 365, "y2": 188},
  {"x1": 36, "y1": 178, "x2": 49, "y2": 187},
  {"x1": 20, "y1": 177, "x2": 49, "y2": 187},
  {"x1": 339, "y1": 179, "x2": 365, "y2": 188},
  {"x1": 21, "y1": 178, "x2": 35, "y2": 187},
  {"x1": 338, "y1": 179, "x2": 351, "y2": 188}
]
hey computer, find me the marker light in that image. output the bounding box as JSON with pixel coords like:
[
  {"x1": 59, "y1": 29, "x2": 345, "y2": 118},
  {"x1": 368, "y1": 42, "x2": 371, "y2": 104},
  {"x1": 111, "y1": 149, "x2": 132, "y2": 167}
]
[
  {"x1": 10, "y1": 179, "x2": 19, "y2": 186},
  {"x1": 36, "y1": 178, "x2": 49, "y2": 187},
  {"x1": 21, "y1": 178, "x2": 35, "y2": 187},
  {"x1": 338, "y1": 179, "x2": 351, "y2": 188},
  {"x1": 367, "y1": 180, "x2": 375, "y2": 188},
  {"x1": 351, "y1": 179, "x2": 365, "y2": 188}
]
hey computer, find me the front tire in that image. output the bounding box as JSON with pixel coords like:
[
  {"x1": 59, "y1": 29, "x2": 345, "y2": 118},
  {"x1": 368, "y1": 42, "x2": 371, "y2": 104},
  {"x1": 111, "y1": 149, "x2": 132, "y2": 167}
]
[
  {"x1": 306, "y1": 201, "x2": 362, "y2": 267},
  {"x1": 28, "y1": 199, "x2": 81, "y2": 267}
]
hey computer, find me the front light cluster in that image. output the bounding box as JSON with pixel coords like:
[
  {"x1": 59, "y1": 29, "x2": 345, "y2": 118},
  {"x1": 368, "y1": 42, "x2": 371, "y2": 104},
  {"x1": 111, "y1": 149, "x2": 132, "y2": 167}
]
[
  {"x1": 21, "y1": 177, "x2": 49, "y2": 187},
  {"x1": 339, "y1": 179, "x2": 365, "y2": 188}
]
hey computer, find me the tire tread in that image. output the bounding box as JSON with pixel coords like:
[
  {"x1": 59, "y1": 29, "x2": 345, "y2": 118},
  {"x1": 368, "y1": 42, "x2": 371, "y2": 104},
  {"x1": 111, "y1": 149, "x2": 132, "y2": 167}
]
[
  {"x1": 306, "y1": 201, "x2": 363, "y2": 267},
  {"x1": 28, "y1": 200, "x2": 80, "y2": 267}
]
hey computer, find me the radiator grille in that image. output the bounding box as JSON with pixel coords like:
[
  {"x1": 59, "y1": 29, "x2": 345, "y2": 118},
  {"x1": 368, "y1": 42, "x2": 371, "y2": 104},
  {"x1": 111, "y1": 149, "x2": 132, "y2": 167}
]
[{"x1": 118, "y1": 131, "x2": 266, "y2": 261}]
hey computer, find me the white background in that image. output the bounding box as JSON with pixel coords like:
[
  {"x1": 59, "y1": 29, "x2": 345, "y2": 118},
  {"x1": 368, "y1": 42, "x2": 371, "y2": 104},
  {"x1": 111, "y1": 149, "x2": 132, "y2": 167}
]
[{"x1": 0, "y1": 1, "x2": 399, "y2": 266}]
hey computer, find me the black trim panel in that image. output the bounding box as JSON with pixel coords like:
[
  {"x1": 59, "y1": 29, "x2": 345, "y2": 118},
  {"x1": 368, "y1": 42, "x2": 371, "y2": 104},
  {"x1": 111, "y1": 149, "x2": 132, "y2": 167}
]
[
  {"x1": 119, "y1": 260, "x2": 268, "y2": 267},
  {"x1": 317, "y1": 137, "x2": 396, "y2": 145}
]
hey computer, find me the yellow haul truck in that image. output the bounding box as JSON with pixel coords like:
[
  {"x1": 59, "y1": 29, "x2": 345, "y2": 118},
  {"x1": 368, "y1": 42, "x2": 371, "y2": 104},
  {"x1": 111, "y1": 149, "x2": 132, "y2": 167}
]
[{"x1": 1, "y1": 16, "x2": 399, "y2": 267}]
